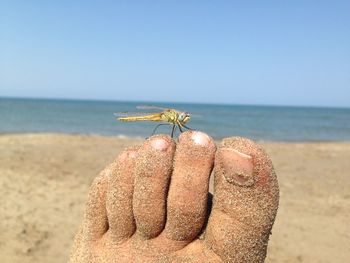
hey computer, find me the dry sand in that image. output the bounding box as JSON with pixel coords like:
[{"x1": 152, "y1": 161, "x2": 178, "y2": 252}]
[{"x1": 0, "y1": 133, "x2": 349, "y2": 263}]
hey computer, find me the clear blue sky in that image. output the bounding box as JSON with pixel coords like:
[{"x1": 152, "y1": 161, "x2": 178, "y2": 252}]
[{"x1": 1, "y1": 1, "x2": 349, "y2": 107}]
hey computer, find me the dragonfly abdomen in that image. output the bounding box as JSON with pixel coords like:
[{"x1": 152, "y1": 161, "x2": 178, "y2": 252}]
[{"x1": 118, "y1": 113, "x2": 163, "y2": 122}]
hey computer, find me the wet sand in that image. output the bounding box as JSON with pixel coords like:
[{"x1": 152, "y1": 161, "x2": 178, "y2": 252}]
[{"x1": 0, "y1": 133, "x2": 349, "y2": 263}]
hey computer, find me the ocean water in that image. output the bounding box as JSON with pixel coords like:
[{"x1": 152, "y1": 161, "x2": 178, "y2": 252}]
[{"x1": 1, "y1": 98, "x2": 350, "y2": 141}]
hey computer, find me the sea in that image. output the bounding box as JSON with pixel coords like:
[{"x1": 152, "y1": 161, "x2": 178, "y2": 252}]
[{"x1": 1, "y1": 97, "x2": 350, "y2": 142}]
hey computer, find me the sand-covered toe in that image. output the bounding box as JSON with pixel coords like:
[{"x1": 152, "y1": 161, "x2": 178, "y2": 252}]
[
  {"x1": 165, "y1": 131, "x2": 216, "y2": 241},
  {"x1": 132, "y1": 135, "x2": 176, "y2": 239},
  {"x1": 205, "y1": 137, "x2": 279, "y2": 263},
  {"x1": 106, "y1": 147, "x2": 139, "y2": 242}
]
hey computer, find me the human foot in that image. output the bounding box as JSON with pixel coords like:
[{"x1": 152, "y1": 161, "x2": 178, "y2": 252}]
[{"x1": 69, "y1": 131, "x2": 279, "y2": 262}]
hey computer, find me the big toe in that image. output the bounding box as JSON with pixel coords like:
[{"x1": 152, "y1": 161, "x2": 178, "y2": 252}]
[{"x1": 205, "y1": 137, "x2": 279, "y2": 263}]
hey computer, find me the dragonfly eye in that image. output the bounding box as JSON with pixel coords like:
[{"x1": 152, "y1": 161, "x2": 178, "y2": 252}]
[{"x1": 179, "y1": 112, "x2": 190, "y2": 123}]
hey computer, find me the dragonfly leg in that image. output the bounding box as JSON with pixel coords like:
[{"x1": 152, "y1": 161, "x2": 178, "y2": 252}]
[
  {"x1": 182, "y1": 124, "x2": 194, "y2": 130},
  {"x1": 178, "y1": 125, "x2": 184, "y2": 133},
  {"x1": 171, "y1": 125, "x2": 176, "y2": 138},
  {"x1": 151, "y1": 123, "x2": 170, "y2": 136}
]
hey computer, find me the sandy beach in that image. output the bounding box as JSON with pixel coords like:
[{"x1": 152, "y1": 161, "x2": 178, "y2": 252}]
[{"x1": 0, "y1": 133, "x2": 349, "y2": 263}]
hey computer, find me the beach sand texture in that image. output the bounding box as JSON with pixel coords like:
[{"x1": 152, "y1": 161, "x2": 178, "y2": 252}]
[{"x1": 0, "y1": 134, "x2": 349, "y2": 263}]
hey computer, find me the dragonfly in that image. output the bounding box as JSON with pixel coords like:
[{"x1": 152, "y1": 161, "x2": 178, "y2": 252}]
[{"x1": 114, "y1": 106, "x2": 194, "y2": 138}]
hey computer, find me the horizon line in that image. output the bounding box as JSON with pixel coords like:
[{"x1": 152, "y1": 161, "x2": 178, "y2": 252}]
[{"x1": 1, "y1": 95, "x2": 349, "y2": 110}]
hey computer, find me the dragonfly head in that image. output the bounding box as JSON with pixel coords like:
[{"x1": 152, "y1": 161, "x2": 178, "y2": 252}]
[{"x1": 178, "y1": 111, "x2": 190, "y2": 124}]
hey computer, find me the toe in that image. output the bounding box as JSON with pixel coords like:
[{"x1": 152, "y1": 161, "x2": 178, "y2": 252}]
[
  {"x1": 106, "y1": 146, "x2": 139, "y2": 242},
  {"x1": 82, "y1": 165, "x2": 110, "y2": 241},
  {"x1": 164, "y1": 131, "x2": 216, "y2": 241},
  {"x1": 204, "y1": 137, "x2": 279, "y2": 262},
  {"x1": 133, "y1": 135, "x2": 176, "y2": 239}
]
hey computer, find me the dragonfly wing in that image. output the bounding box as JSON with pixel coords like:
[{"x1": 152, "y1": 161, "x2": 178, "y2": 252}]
[
  {"x1": 136, "y1": 105, "x2": 201, "y2": 117},
  {"x1": 136, "y1": 105, "x2": 168, "y2": 111},
  {"x1": 113, "y1": 112, "x2": 128, "y2": 117},
  {"x1": 113, "y1": 112, "x2": 159, "y2": 117}
]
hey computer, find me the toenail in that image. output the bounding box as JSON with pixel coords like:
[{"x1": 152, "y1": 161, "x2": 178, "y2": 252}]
[
  {"x1": 190, "y1": 131, "x2": 211, "y2": 146},
  {"x1": 151, "y1": 138, "x2": 169, "y2": 151},
  {"x1": 220, "y1": 148, "x2": 255, "y2": 187}
]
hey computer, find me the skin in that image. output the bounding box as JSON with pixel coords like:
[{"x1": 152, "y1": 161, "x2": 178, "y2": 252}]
[{"x1": 69, "y1": 131, "x2": 279, "y2": 263}]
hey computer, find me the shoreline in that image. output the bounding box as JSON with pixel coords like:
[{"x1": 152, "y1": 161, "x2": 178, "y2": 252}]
[{"x1": 1, "y1": 131, "x2": 350, "y2": 144}]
